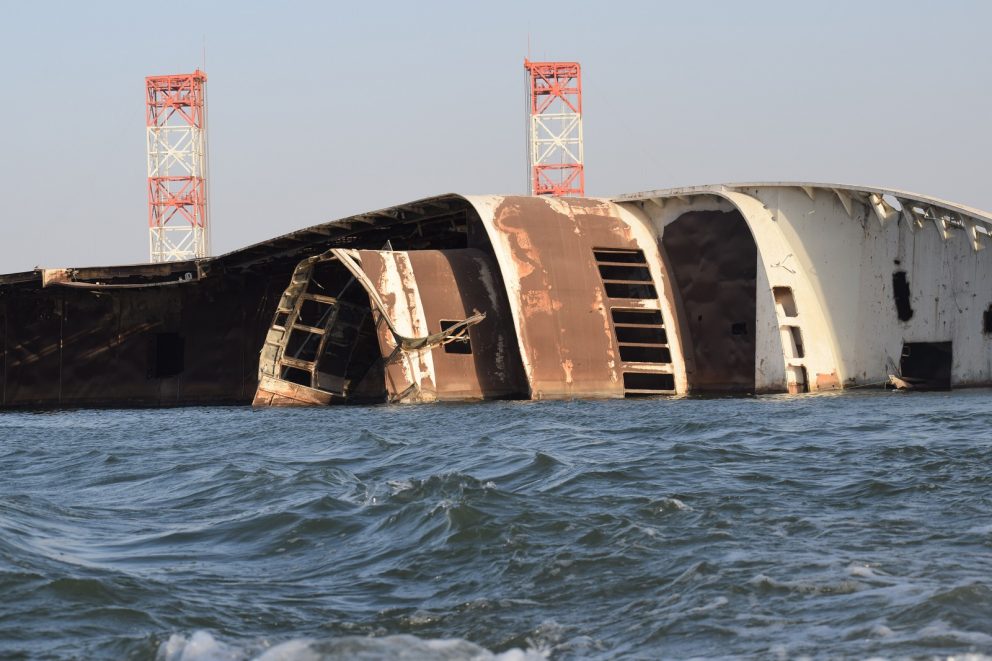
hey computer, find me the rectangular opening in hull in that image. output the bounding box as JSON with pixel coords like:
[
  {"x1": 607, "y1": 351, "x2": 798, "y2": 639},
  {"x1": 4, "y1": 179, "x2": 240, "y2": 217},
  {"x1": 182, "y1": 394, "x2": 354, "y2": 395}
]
[
  {"x1": 780, "y1": 325, "x2": 804, "y2": 359},
  {"x1": 439, "y1": 320, "x2": 472, "y2": 354},
  {"x1": 773, "y1": 286, "x2": 799, "y2": 318},
  {"x1": 615, "y1": 325, "x2": 667, "y2": 345},
  {"x1": 593, "y1": 249, "x2": 647, "y2": 264},
  {"x1": 599, "y1": 264, "x2": 651, "y2": 282},
  {"x1": 298, "y1": 298, "x2": 333, "y2": 327},
  {"x1": 790, "y1": 327, "x2": 805, "y2": 358},
  {"x1": 285, "y1": 330, "x2": 321, "y2": 363},
  {"x1": 604, "y1": 282, "x2": 658, "y2": 299},
  {"x1": 898, "y1": 341, "x2": 952, "y2": 390},
  {"x1": 618, "y1": 345, "x2": 671, "y2": 363},
  {"x1": 611, "y1": 309, "x2": 663, "y2": 325},
  {"x1": 280, "y1": 366, "x2": 312, "y2": 386},
  {"x1": 149, "y1": 333, "x2": 185, "y2": 379},
  {"x1": 597, "y1": 264, "x2": 653, "y2": 281},
  {"x1": 623, "y1": 372, "x2": 675, "y2": 394}
]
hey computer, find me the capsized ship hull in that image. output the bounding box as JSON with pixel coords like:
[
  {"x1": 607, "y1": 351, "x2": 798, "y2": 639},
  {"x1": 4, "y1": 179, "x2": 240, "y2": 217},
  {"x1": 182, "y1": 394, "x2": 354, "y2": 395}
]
[{"x1": 2, "y1": 183, "x2": 990, "y2": 408}]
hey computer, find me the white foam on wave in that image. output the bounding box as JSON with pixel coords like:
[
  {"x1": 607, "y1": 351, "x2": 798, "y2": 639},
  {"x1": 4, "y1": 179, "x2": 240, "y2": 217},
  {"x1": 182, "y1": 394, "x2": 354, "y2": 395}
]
[
  {"x1": 749, "y1": 573, "x2": 861, "y2": 595},
  {"x1": 658, "y1": 497, "x2": 691, "y2": 512},
  {"x1": 159, "y1": 631, "x2": 241, "y2": 661},
  {"x1": 387, "y1": 479, "x2": 414, "y2": 494},
  {"x1": 846, "y1": 562, "x2": 880, "y2": 579},
  {"x1": 871, "y1": 624, "x2": 893, "y2": 637},
  {"x1": 157, "y1": 630, "x2": 547, "y2": 661}
]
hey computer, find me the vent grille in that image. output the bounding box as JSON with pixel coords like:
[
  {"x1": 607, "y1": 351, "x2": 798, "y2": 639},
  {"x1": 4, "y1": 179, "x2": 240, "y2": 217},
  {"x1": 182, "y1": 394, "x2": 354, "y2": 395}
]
[
  {"x1": 595, "y1": 249, "x2": 657, "y2": 300},
  {"x1": 594, "y1": 248, "x2": 675, "y2": 396},
  {"x1": 610, "y1": 307, "x2": 671, "y2": 368}
]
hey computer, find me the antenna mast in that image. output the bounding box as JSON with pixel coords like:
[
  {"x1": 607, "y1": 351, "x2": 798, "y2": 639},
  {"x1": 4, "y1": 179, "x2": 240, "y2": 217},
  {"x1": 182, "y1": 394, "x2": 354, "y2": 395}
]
[
  {"x1": 146, "y1": 70, "x2": 210, "y2": 262},
  {"x1": 524, "y1": 59, "x2": 584, "y2": 197}
]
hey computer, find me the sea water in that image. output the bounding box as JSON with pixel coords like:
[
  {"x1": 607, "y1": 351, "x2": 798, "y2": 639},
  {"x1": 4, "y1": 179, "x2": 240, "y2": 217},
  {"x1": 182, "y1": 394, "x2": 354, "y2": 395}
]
[{"x1": 2, "y1": 391, "x2": 992, "y2": 659}]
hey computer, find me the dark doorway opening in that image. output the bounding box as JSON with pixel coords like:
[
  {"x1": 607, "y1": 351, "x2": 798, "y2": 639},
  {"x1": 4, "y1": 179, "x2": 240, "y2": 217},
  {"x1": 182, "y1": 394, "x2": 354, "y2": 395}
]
[
  {"x1": 898, "y1": 341, "x2": 952, "y2": 390},
  {"x1": 662, "y1": 210, "x2": 757, "y2": 392},
  {"x1": 149, "y1": 332, "x2": 185, "y2": 379}
]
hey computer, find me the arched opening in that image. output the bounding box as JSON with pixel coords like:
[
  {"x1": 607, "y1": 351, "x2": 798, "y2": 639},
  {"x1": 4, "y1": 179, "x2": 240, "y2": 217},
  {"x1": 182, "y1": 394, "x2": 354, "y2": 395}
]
[
  {"x1": 253, "y1": 254, "x2": 386, "y2": 406},
  {"x1": 661, "y1": 209, "x2": 757, "y2": 392}
]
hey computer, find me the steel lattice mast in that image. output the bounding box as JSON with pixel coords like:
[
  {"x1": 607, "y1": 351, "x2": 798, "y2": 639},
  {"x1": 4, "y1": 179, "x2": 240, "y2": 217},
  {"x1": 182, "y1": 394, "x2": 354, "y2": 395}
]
[
  {"x1": 146, "y1": 70, "x2": 210, "y2": 262},
  {"x1": 524, "y1": 59, "x2": 584, "y2": 197}
]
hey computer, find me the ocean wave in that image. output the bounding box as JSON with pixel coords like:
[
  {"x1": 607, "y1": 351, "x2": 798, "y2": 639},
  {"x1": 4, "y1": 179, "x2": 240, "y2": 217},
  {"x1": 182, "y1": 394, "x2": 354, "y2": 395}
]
[
  {"x1": 157, "y1": 631, "x2": 546, "y2": 661},
  {"x1": 749, "y1": 573, "x2": 863, "y2": 596},
  {"x1": 4, "y1": 394, "x2": 992, "y2": 658},
  {"x1": 386, "y1": 472, "x2": 498, "y2": 502}
]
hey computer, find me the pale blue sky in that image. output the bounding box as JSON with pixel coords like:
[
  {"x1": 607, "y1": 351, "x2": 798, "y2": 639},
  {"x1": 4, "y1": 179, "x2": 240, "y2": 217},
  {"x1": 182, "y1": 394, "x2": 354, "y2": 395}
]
[{"x1": 0, "y1": 0, "x2": 989, "y2": 271}]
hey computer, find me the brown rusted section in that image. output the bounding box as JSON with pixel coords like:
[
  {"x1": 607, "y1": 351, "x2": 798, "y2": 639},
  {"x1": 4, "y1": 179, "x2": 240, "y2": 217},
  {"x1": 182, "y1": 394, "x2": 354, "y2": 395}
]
[
  {"x1": 815, "y1": 371, "x2": 842, "y2": 391},
  {"x1": 0, "y1": 193, "x2": 491, "y2": 409},
  {"x1": 0, "y1": 193, "x2": 677, "y2": 409},
  {"x1": 358, "y1": 249, "x2": 525, "y2": 402},
  {"x1": 0, "y1": 268, "x2": 288, "y2": 408},
  {"x1": 0, "y1": 195, "x2": 488, "y2": 409},
  {"x1": 489, "y1": 197, "x2": 673, "y2": 399},
  {"x1": 253, "y1": 375, "x2": 334, "y2": 406},
  {"x1": 376, "y1": 250, "x2": 437, "y2": 400}
]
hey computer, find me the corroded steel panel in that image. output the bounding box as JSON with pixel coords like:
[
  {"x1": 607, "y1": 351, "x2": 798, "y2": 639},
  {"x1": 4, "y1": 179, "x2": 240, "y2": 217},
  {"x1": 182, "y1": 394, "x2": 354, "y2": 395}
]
[
  {"x1": 360, "y1": 250, "x2": 437, "y2": 402},
  {"x1": 485, "y1": 196, "x2": 671, "y2": 399},
  {"x1": 358, "y1": 249, "x2": 525, "y2": 402},
  {"x1": 0, "y1": 269, "x2": 289, "y2": 408},
  {"x1": 253, "y1": 375, "x2": 334, "y2": 406}
]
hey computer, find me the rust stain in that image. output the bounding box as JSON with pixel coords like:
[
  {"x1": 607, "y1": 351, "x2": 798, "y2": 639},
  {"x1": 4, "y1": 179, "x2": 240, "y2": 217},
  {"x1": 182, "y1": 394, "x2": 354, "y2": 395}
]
[
  {"x1": 489, "y1": 196, "x2": 672, "y2": 399},
  {"x1": 520, "y1": 288, "x2": 560, "y2": 315},
  {"x1": 393, "y1": 254, "x2": 436, "y2": 396},
  {"x1": 590, "y1": 281, "x2": 620, "y2": 384},
  {"x1": 816, "y1": 371, "x2": 841, "y2": 391},
  {"x1": 493, "y1": 202, "x2": 543, "y2": 280},
  {"x1": 359, "y1": 249, "x2": 524, "y2": 402}
]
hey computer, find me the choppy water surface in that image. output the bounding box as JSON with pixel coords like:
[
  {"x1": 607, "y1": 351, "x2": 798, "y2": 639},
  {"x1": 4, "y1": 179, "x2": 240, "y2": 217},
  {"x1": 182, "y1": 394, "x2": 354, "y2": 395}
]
[{"x1": 2, "y1": 391, "x2": 992, "y2": 659}]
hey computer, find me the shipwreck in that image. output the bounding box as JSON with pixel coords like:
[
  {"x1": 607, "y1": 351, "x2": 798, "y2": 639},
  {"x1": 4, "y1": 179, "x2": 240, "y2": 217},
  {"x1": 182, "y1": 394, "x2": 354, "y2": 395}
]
[{"x1": 1, "y1": 182, "x2": 990, "y2": 408}]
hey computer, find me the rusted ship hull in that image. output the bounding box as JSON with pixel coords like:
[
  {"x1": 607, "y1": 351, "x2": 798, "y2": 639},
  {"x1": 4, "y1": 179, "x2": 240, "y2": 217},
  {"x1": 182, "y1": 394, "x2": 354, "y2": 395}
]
[{"x1": 2, "y1": 184, "x2": 991, "y2": 408}]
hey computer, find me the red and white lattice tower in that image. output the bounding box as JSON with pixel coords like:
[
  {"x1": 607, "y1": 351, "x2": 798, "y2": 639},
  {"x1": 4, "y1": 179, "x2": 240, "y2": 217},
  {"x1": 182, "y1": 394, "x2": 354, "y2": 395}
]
[
  {"x1": 146, "y1": 70, "x2": 210, "y2": 262},
  {"x1": 524, "y1": 59, "x2": 584, "y2": 197}
]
